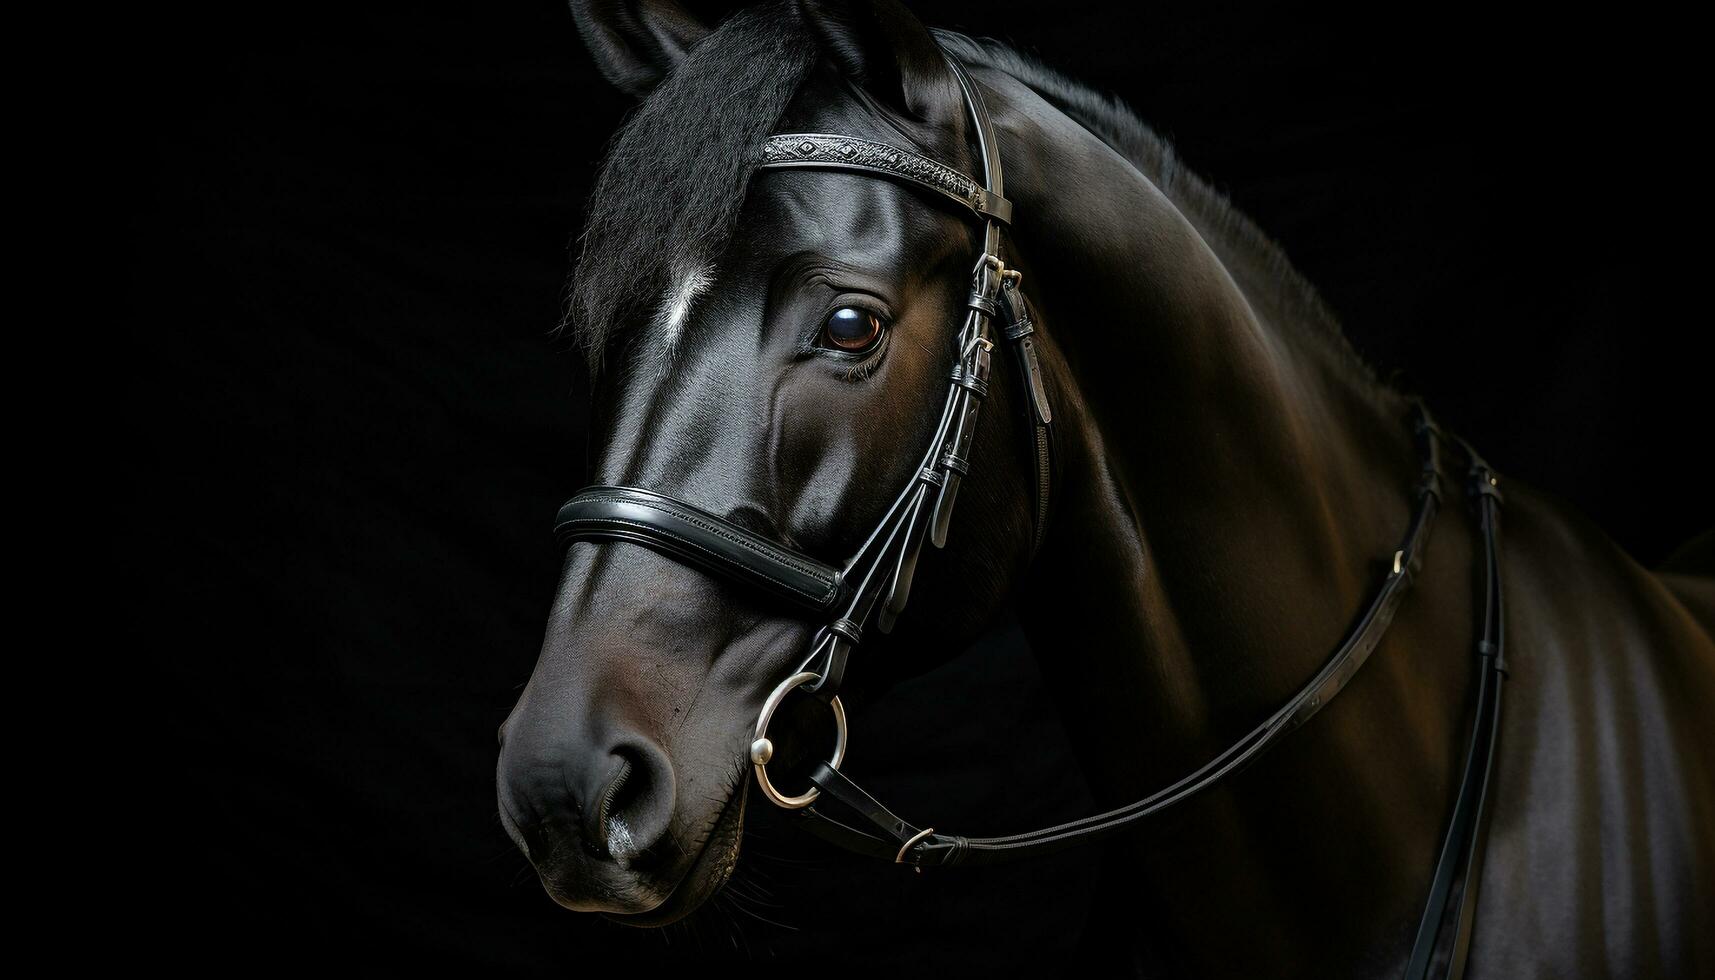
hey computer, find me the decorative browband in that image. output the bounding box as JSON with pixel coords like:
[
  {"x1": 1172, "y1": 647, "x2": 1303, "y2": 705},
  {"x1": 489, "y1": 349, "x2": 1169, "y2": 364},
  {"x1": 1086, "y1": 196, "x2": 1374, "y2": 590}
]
[{"x1": 760, "y1": 134, "x2": 1013, "y2": 225}]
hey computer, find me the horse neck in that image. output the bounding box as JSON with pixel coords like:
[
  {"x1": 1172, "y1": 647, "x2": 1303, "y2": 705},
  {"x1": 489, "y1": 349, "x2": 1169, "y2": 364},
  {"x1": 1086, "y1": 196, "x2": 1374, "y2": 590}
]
[{"x1": 994, "y1": 74, "x2": 1473, "y2": 968}]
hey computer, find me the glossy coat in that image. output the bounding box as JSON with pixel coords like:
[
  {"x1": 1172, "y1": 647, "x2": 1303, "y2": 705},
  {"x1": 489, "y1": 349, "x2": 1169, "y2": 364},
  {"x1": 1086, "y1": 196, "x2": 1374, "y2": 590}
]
[{"x1": 497, "y1": 2, "x2": 1715, "y2": 974}]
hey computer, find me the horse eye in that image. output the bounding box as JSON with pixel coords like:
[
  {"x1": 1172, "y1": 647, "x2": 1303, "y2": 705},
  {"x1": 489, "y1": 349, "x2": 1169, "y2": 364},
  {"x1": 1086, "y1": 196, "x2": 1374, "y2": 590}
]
[{"x1": 820, "y1": 307, "x2": 885, "y2": 353}]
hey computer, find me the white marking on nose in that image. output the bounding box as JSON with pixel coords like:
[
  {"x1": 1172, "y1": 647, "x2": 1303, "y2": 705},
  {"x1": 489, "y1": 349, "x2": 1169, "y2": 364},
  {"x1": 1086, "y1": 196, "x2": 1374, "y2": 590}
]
[
  {"x1": 653, "y1": 263, "x2": 716, "y2": 353},
  {"x1": 606, "y1": 816, "x2": 638, "y2": 866}
]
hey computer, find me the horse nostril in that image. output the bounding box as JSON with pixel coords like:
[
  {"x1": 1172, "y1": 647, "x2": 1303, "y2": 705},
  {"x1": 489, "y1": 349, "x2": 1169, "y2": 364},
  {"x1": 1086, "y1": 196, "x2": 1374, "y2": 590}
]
[
  {"x1": 587, "y1": 743, "x2": 674, "y2": 868},
  {"x1": 598, "y1": 760, "x2": 637, "y2": 858}
]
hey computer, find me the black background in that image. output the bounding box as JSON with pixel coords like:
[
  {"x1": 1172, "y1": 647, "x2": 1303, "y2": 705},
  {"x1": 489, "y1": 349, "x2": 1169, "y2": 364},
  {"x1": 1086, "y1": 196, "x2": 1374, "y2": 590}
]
[{"x1": 135, "y1": 0, "x2": 1705, "y2": 972}]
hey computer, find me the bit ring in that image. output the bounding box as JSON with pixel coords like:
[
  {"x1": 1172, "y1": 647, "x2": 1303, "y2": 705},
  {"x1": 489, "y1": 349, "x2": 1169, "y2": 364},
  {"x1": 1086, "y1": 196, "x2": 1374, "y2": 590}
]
[{"x1": 751, "y1": 671, "x2": 848, "y2": 809}]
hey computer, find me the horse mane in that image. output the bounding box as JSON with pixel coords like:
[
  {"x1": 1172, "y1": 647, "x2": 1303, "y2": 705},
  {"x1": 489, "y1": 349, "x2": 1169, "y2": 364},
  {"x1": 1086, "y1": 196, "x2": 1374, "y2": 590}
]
[{"x1": 934, "y1": 32, "x2": 1379, "y2": 387}]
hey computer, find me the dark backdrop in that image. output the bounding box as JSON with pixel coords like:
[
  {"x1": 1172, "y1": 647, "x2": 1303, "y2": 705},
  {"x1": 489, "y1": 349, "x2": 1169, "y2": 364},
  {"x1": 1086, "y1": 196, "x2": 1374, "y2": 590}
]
[{"x1": 134, "y1": 0, "x2": 1705, "y2": 972}]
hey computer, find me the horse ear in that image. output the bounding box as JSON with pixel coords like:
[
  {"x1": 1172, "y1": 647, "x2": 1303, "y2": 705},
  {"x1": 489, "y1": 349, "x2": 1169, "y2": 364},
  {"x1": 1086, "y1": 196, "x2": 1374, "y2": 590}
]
[
  {"x1": 797, "y1": 0, "x2": 961, "y2": 128},
  {"x1": 569, "y1": 0, "x2": 713, "y2": 98}
]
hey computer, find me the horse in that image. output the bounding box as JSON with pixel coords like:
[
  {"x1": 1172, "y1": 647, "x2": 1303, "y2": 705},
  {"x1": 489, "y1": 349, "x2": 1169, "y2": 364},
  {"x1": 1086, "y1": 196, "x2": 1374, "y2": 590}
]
[{"x1": 495, "y1": 1, "x2": 1715, "y2": 975}]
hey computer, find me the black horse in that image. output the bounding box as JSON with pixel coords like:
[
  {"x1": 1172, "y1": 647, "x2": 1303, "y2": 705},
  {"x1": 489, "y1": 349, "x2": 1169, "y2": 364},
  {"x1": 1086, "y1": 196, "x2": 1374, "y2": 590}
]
[{"x1": 497, "y1": 2, "x2": 1715, "y2": 975}]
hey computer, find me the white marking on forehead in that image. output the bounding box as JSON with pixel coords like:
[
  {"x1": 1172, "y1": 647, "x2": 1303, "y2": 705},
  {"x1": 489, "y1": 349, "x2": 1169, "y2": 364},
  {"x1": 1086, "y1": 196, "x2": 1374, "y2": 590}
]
[{"x1": 651, "y1": 262, "x2": 716, "y2": 354}]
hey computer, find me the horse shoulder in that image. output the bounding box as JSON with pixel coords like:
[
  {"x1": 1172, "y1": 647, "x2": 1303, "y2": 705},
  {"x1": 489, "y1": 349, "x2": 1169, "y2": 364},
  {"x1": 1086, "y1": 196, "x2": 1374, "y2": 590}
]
[{"x1": 1469, "y1": 483, "x2": 1715, "y2": 979}]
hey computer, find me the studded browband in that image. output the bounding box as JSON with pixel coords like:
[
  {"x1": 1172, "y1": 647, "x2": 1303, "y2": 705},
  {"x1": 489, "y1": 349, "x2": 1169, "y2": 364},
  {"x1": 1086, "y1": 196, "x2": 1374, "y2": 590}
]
[{"x1": 760, "y1": 133, "x2": 1014, "y2": 225}]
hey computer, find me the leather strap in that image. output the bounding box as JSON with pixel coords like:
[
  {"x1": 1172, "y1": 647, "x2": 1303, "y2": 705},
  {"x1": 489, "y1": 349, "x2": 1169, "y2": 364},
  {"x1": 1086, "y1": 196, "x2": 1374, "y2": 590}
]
[
  {"x1": 791, "y1": 403, "x2": 1512, "y2": 980},
  {"x1": 802, "y1": 403, "x2": 1458, "y2": 869},
  {"x1": 999, "y1": 281, "x2": 1054, "y2": 559},
  {"x1": 554, "y1": 486, "x2": 843, "y2": 611},
  {"x1": 1404, "y1": 447, "x2": 1507, "y2": 980}
]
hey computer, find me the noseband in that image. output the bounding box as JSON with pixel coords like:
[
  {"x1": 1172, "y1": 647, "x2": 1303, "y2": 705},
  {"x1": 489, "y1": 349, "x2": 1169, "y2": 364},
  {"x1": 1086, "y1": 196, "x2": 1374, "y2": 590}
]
[{"x1": 553, "y1": 52, "x2": 1507, "y2": 980}]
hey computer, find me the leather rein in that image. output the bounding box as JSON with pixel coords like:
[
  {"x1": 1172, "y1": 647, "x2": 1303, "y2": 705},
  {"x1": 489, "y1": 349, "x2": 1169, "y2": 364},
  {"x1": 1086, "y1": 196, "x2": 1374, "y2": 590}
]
[{"x1": 553, "y1": 52, "x2": 1509, "y2": 980}]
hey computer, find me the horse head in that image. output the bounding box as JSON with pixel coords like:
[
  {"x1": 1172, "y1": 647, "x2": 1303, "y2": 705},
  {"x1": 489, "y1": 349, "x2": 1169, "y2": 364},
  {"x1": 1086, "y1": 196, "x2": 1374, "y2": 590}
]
[{"x1": 496, "y1": 0, "x2": 1045, "y2": 924}]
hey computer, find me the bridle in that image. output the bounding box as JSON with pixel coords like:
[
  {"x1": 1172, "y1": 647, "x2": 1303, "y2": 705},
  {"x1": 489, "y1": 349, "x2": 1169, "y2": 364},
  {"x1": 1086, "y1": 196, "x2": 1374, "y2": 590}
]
[
  {"x1": 552, "y1": 52, "x2": 1509, "y2": 980},
  {"x1": 557, "y1": 53, "x2": 1053, "y2": 806}
]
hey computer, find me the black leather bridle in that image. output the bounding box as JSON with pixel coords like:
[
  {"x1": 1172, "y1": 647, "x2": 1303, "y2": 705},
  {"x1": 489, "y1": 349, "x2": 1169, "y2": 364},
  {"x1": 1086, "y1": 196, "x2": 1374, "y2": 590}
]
[{"x1": 553, "y1": 52, "x2": 1508, "y2": 980}]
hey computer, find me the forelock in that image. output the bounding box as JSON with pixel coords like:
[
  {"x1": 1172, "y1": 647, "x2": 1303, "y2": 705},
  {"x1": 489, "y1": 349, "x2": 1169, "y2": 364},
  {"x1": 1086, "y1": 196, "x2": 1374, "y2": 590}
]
[{"x1": 566, "y1": 3, "x2": 818, "y2": 371}]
